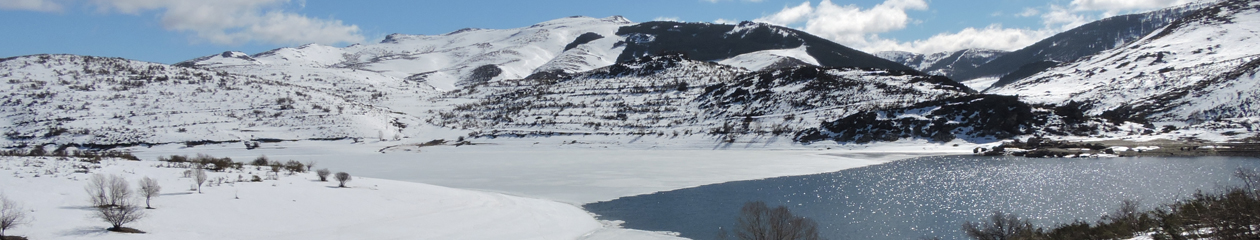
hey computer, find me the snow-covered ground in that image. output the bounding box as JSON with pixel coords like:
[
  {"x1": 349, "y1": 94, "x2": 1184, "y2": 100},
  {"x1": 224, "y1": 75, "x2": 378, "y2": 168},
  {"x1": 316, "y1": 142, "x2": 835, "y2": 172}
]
[
  {"x1": 0, "y1": 156, "x2": 603, "y2": 240},
  {"x1": 1, "y1": 139, "x2": 976, "y2": 240}
]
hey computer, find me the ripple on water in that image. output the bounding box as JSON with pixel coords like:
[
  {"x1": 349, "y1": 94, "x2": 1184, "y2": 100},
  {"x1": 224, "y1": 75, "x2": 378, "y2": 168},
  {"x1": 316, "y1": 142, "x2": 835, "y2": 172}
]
[{"x1": 583, "y1": 155, "x2": 1260, "y2": 240}]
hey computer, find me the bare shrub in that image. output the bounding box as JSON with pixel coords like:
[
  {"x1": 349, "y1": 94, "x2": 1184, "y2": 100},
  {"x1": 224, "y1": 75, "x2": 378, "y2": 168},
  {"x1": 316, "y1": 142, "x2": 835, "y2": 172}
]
[
  {"x1": 138, "y1": 177, "x2": 161, "y2": 209},
  {"x1": 193, "y1": 168, "x2": 207, "y2": 193},
  {"x1": 85, "y1": 174, "x2": 109, "y2": 207},
  {"x1": 283, "y1": 160, "x2": 305, "y2": 173},
  {"x1": 251, "y1": 155, "x2": 269, "y2": 166},
  {"x1": 962, "y1": 211, "x2": 1039, "y2": 240},
  {"x1": 730, "y1": 201, "x2": 820, "y2": 240},
  {"x1": 94, "y1": 199, "x2": 145, "y2": 232},
  {"x1": 335, "y1": 172, "x2": 351, "y2": 187},
  {"x1": 316, "y1": 168, "x2": 330, "y2": 181},
  {"x1": 85, "y1": 174, "x2": 131, "y2": 207},
  {"x1": 1, "y1": 194, "x2": 29, "y2": 238},
  {"x1": 268, "y1": 162, "x2": 282, "y2": 179}
]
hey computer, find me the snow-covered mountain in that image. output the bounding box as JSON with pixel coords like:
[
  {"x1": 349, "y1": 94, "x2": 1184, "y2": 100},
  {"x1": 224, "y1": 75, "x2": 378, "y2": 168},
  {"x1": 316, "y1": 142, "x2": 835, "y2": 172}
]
[
  {"x1": 955, "y1": 2, "x2": 1205, "y2": 86},
  {"x1": 179, "y1": 17, "x2": 913, "y2": 92},
  {"x1": 616, "y1": 21, "x2": 913, "y2": 71},
  {"x1": 180, "y1": 16, "x2": 634, "y2": 91},
  {"x1": 988, "y1": 0, "x2": 1260, "y2": 126},
  {"x1": 430, "y1": 53, "x2": 973, "y2": 141},
  {"x1": 874, "y1": 49, "x2": 1009, "y2": 84},
  {"x1": 8, "y1": 8, "x2": 1260, "y2": 148},
  {"x1": 0, "y1": 55, "x2": 423, "y2": 147}
]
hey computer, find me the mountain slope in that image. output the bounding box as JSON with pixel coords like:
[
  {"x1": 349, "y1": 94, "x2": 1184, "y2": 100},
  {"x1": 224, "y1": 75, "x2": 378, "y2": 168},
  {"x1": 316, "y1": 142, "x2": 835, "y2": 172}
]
[
  {"x1": 874, "y1": 49, "x2": 1008, "y2": 78},
  {"x1": 988, "y1": 0, "x2": 1260, "y2": 125},
  {"x1": 430, "y1": 53, "x2": 969, "y2": 140},
  {"x1": 955, "y1": 3, "x2": 1204, "y2": 84},
  {"x1": 181, "y1": 16, "x2": 634, "y2": 91},
  {"x1": 0, "y1": 54, "x2": 421, "y2": 146},
  {"x1": 616, "y1": 21, "x2": 914, "y2": 71}
]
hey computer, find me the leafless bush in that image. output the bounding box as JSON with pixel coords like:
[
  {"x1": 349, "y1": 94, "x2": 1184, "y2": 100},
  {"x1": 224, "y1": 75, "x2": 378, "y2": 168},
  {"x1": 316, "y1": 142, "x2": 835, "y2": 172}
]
[
  {"x1": 86, "y1": 174, "x2": 109, "y2": 207},
  {"x1": 85, "y1": 174, "x2": 131, "y2": 207},
  {"x1": 0, "y1": 194, "x2": 29, "y2": 238},
  {"x1": 94, "y1": 199, "x2": 145, "y2": 232},
  {"x1": 335, "y1": 172, "x2": 351, "y2": 187},
  {"x1": 729, "y1": 201, "x2": 820, "y2": 240},
  {"x1": 316, "y1": 168, "x2": 330, "y2": 181},
  {"x1": 962, "y1": 211, "x2": 1039, "y2": 240},
  {"x1": 138, "y1": 177, "x2": 161, "y2": 209},
  {"x1": 193, "y1": 168, "x2": 207, "y2": 193}
]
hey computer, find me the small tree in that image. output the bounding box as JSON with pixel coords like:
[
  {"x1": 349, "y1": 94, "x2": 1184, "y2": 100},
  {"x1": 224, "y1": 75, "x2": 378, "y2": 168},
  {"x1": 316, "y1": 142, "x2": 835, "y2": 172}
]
[
  {"x1": 106, "y1": 174, "x2": 130, "y2": 207},
  {"x1": 283, "y1": 160, "x2": 305, "y2": 173},
  {"x1": 962, "y1": 211, "x2": 1039, "y2": 240},
  {"x1": 0, "y1": 194, "x2": 29, "y2": 238},
  {"x1": 730, "y1": 201, "x2": 820, "y2": 240},
  {"x1": 94, "y1": 199, "x2": 145, "y2": 232},
  {"x1": 305, "y1": 161, "x2": 316, "y2": 172},
  {"x1": 193, "y1": 168, "x2": 207, "y2": 194},
  {"x1": 335, "y1": 172, "x2": 351, "y2": 187},
  {"x1": 316, "y1": 169, "x2": 331, "y2": 181},
  {"x1": 86, "y1": 174, "x2": 109, "y2": 207},
  {"x1": 86, "y1": 174, "x2": 131, "y2": 207},
  {"x1": 138, "y1": 177, "x2": 161, "y2": 209},
  {"x1": 251, "y1": 155, "x2": 269, "y2": 166}
]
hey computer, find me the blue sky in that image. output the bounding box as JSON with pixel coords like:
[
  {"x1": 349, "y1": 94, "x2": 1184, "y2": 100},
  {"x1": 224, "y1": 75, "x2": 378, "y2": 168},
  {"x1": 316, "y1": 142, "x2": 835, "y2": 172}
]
[{"x1": 0, "y1": 0, "x2": 1199, "y2": 64}]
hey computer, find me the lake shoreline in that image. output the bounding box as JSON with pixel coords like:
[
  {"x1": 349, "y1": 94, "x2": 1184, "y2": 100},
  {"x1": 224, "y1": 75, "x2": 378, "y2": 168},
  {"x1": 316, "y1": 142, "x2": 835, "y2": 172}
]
[{"x1": 977, "y1": 137, "x2": 1260, "y2": 158}]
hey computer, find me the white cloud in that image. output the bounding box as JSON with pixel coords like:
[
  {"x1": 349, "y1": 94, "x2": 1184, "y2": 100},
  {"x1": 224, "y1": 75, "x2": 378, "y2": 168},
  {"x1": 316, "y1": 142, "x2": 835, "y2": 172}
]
[
  {"x1": 750, "y1": 0, "x2": 1170, "y2": 54},
  {"x1": 0, "y1": 0, "x2": 63, "y2": 12},
  {"x1": 1017, "y1": 8, "x2": 1041, "y2": 17},
  {"x1": 757, "y1": 2, "x2": 813, "y2": 26},
  {"x1": 889, "y1": 25, "x2": 1054, "y2": 53},
  {"x1": 1070, "y1": 0, "x2": 1197, "y2": 12},
  {"x1": 754, "y1": 0, "x2": 928, "y2": 52},
  {"x1": 19, "y1": 0, "x2": 364, "y2": 46},
  {"x1": 654, "y1": 16, "x2": 681, "y2": 22},
  {"x1": 1042, "y1": 5, "x2": 1092, "y2": 31}
]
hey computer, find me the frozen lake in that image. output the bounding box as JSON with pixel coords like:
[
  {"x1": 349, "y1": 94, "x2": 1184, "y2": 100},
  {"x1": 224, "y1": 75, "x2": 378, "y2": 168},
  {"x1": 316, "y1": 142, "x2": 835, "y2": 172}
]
[
  {"x1": 584, "y1": 155, "x2": 1260, "y2": 240},
  {"x1": 123, "y1": 140, "x2": 965, "y2": 204}
]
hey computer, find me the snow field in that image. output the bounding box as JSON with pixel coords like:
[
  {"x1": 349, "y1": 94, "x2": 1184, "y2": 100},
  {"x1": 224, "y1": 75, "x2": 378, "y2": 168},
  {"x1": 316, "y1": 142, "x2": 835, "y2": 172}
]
[{"x1": 0, "y1": 156, "x2": 600, "y2": 240}]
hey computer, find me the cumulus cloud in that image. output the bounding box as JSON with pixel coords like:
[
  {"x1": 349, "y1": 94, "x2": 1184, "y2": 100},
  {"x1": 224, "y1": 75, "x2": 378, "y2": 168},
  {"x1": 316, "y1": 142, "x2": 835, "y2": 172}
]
[
  {"x1": 85, "y1": 0, "x2": 364, "y2": 45},
  {"x1": 1017, "y1": 8, "x2": 1041, "y2": 17},
  {"x1": 654, "y1": 16, "x2": 681, "y2": 22},
  {"x1": 0, "y1": 0, "x2": 63, "y2": 12},
  {"x1": 1070, "y1": 0, "x2": 1198, "y2": 12},
  {"x1": 757, "y1": 2, "x2": 814, "y2": 25},
  {"x1": 755, "y1": 0, "x2": 928, "y2": 52},
  {"x1": 890, "y1": 25, "x2": 1054, "y2": 53},
  {"x1": 750, "y1": 0, "x2": 1182, "y2": 54},
  {"x1": 2, "y1": 0, "x2": 363, "y2": 46},
  {"x1": 1041, "y1": 5, "x2": 1092, "y2": 31}
]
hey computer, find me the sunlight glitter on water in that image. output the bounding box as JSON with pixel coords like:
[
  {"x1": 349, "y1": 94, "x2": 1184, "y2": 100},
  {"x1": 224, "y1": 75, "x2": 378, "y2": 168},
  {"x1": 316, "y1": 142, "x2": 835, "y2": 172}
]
[{"x1": 585, "y1": 155, "x2": 1260, "y2": 240}]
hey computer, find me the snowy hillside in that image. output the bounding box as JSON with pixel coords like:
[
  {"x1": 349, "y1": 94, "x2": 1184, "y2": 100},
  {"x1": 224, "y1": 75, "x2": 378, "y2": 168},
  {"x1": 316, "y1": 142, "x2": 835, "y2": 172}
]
[
  {"x1": 6, "y1": 10, "x2": 1259, "y2": 149},
  {"x1": 874, "y1": 49, "x2": 1008, "y2": 78},
  {"x1": 430, "y1": 53, "x2": 973, "y2": 141},
  {"x1": 717, "y1": 46, "x2": 820, "y2": 72},
  {"x1": 182, "y1": 16, "x2": 634, "y2": 91},
  {"x1": 988, "y1": 0, "x2": 1260, "y2": 126},
  {"x1": 955, "y1": 2, "x2": 1205, "y2": 83},
  {"x1": 615, "y1": 21, "x2": 912, "y2": 71},
  {"x1": 0, "y1": 55, "x2": 422, "y2": 147}
]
